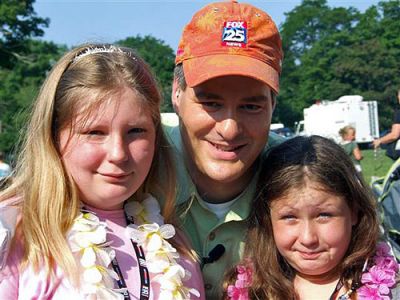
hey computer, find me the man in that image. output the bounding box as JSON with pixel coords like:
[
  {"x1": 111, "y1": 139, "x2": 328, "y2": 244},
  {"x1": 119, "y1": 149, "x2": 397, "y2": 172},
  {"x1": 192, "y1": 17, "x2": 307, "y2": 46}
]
[
  {"x1": 373, "y1": 89, "x2": 400, "y2": 160},
  {"x1": 162, "y1": 1, "x2": 283, "y2": 298}
]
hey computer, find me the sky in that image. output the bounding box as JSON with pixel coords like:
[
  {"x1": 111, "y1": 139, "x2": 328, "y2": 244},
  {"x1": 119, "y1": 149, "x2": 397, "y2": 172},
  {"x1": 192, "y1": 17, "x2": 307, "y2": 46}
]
[{"x1": 34, "y1": 0, "x2": 380, "y2": 51}]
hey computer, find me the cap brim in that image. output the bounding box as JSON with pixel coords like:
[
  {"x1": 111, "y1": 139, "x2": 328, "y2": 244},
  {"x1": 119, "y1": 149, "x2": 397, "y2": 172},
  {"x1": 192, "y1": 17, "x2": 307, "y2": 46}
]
[{"x1": 182, "y1": 54, "x2": 279, "y2": 94}]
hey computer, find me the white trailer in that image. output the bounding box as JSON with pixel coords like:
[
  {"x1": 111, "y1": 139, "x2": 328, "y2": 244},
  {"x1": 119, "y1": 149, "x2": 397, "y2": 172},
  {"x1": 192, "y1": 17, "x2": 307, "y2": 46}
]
[{"x1": 295, "y1": 95, "x2": 379, "y2": 144}]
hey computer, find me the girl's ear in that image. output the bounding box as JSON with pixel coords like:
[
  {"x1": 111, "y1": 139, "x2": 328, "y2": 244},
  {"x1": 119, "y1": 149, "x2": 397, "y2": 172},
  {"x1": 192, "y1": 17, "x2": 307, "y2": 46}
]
[{"x1": 171, "y1": 79, "x2": 181, "y2": 114}]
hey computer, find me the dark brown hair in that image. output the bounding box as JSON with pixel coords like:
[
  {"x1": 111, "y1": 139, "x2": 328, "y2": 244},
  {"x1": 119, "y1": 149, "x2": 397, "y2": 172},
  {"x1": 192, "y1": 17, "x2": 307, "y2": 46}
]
[{"x1": 224, "y1": 135, "x2": 379, "y2": 299}]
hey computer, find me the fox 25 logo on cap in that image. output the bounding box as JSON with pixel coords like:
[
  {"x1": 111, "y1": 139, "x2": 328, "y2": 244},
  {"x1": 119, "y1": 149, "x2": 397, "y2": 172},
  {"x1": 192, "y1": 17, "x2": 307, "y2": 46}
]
[{"x1": 222, "y1": 21, "x2": 248, "y2": 48}]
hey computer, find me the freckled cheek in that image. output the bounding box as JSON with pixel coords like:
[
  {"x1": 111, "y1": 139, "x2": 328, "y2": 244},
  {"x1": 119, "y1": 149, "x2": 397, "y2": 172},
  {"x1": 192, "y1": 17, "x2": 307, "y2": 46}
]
[
  {"x1": 272, "y1": 222, "x2": 297, "y2": 250},
  {"x1": 323, "y1": 222, "x2": 352, "y2": 249},
  {"x1": 62, "y1": 143, "x2": 105, "y2": 172},
  {"x1": 128, "y1": 140, "x2": 155, "y2": 164}
]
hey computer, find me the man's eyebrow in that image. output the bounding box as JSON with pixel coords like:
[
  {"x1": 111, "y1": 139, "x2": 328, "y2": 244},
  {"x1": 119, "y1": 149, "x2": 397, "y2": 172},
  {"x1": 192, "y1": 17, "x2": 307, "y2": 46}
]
[
  {"x1": 242, "y1": 95, "x2": 269, "y2": 102},
  {"x1": 194, "y1": 91, "x2": 223, "y2": 100}
]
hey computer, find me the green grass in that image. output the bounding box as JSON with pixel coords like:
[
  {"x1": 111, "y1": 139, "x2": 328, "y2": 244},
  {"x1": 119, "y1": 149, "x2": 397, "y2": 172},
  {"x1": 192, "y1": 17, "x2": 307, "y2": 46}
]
[{"x1": 360, "y1": 149, "x2": 394, "y2": 185}]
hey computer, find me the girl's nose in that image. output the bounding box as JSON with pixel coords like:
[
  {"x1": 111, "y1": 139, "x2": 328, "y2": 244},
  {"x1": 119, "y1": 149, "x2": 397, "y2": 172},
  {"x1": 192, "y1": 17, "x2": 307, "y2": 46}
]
[
  {"x1": 107, "y1": 135, "x2": 128, "y2": 163},
  {"x1": 299, "y1": 222, "x2": 319, "y2": 247}
]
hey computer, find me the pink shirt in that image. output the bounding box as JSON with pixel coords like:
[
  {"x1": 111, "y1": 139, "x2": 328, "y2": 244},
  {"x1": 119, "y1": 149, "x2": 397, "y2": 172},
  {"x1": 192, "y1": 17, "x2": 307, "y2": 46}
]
[{"x1": 0, "y1": 206, "x2": 205, "y2": 299}]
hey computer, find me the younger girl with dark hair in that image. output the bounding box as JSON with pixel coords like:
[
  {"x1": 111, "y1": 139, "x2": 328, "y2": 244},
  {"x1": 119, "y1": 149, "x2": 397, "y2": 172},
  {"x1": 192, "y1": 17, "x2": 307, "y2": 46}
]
[{"x1": 224, "y1": 135, "x2": 399, "y2": 299}]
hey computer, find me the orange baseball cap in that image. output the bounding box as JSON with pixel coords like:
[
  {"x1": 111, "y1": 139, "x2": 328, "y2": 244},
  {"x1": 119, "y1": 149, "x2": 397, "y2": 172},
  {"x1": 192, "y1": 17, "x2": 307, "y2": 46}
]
[{"x1": 175, "y1": 0, "x2": 283, "y2": 94}]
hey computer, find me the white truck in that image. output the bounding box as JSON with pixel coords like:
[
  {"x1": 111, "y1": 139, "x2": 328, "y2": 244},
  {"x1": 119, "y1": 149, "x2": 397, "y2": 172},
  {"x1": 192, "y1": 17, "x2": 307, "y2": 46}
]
[{"x1": 295, "y1": 95, "x2": 379, "y2": 145}]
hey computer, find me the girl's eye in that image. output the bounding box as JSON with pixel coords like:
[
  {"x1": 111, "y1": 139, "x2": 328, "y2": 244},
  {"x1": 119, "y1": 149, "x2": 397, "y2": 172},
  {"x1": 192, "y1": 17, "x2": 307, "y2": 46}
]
[
  {"x1": 281, "y1": 214, "x2": 296, "y2": 221},
  {"x1": 80, "y1": 130, "x2": 107, "y2": 143},
  {"x1": 129, "y1": 128, "x2": 146, "y2": 134},
  {"x1": 86, "y1": 130, "x2": 105, "y2": 135},
  {"x1": 318, "y1": 212, "x2": 333, "y2": 219}
]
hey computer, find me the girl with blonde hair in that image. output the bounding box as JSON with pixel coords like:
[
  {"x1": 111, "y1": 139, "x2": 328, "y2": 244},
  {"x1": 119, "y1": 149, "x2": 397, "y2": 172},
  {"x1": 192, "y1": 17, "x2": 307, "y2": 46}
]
[
  {"x1": 0, "y1": 44, "x2": 204, "y2": 299},
  {"x1": 339, "y1": 125, "x2": 363, "y2": 175}
]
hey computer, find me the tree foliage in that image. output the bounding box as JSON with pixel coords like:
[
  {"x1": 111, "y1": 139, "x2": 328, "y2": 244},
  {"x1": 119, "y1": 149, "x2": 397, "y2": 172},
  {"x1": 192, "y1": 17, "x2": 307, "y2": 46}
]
[
  {"x1": 0, "y1": 0, "x2": 49, "y2": 69},
  {"x1": 276, "y1": 0, "x2": 400, "y2": 131},
  {"x1": 1, "y1": 0, "x2": 400, "y2": 155},
  {"x1": 116, "y1": 35, "x2": 175, "y2": 112},
  {"x1": 0, "y1": 40, "x2": 64, "y2": 153}
]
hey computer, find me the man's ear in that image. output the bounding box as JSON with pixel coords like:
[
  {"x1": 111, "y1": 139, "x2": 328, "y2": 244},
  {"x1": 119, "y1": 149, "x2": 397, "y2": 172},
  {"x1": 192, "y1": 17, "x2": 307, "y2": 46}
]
[
  {"x1": 271, "y1": 91, "x2": 277, "y2": 112},
  {"x1": 172, "y1": 79, "x2": 181, "y2": 114}
]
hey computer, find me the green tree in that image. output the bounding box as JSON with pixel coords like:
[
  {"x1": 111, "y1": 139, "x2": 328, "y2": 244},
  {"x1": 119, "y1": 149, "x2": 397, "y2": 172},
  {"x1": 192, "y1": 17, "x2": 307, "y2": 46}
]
[
  {"x1": 277, "y1": 0, "x2": 400, "y2": 131},
  {"x1": 0, "y1": 0, "x2": 49, "y2": 69},
  {"x1": 116, "y1": 35, "x2": 175, "y2": 112},
  {"x1": 0, "y1": 40, "x2": 64, "y2": 153}
]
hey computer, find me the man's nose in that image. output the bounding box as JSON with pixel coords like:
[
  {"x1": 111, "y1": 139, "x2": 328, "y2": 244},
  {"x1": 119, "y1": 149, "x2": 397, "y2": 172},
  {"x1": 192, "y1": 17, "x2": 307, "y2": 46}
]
[{"x1": 215, "y1": 112, "x2": 242, "y2": 141}]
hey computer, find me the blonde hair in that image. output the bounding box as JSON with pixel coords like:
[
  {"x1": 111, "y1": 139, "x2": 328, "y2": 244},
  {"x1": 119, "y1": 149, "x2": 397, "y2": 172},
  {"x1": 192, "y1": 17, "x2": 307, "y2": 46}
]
[
  {"x1": 224, "y1": 136, "x2": 379, "y2": 299},
  {"x1": 0, "y1": 44, "x2": 179, "y2": 283},
  {"x1": 339, "y1": 125, "x2": 355, "y2": 138}
]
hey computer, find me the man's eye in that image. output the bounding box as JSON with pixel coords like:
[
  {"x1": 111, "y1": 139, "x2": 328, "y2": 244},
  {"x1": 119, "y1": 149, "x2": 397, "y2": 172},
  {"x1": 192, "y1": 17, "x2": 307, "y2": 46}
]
[
  {"x1": 201, "y1": 102, "x2": 222, "y2": 108},
  {"x1": 242, "y1": 104, "x2": 262, "y2": 112}
]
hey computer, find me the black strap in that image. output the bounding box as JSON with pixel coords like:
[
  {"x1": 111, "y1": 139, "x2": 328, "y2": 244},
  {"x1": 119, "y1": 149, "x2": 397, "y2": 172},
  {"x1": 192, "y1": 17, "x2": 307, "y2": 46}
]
[
  {"x1": 81, "y1": 207, "x2": 151, "y2": 300},
  {"x1": 329, "y1": 280, "x2": 343, "y2": 300}
]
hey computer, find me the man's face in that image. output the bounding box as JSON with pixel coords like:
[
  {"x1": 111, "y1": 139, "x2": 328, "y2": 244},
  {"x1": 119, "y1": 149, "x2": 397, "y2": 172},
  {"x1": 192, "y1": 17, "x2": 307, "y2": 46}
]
[{"x1": 173, "y1": 75, "x2": 275, "y2": 196}]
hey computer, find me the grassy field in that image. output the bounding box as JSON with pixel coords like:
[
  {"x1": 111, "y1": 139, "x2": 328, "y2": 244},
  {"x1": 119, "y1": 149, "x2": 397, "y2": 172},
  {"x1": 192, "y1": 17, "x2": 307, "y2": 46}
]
[{"x1": 360, "y1": 149, "x2": 394, "y2": 185}]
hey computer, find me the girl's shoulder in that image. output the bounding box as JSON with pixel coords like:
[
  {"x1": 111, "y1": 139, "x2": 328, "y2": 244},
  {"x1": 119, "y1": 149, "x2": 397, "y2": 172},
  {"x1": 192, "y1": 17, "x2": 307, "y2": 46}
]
[{"x1": 0, "y1": 196, "x2": 22, "y2": 271}]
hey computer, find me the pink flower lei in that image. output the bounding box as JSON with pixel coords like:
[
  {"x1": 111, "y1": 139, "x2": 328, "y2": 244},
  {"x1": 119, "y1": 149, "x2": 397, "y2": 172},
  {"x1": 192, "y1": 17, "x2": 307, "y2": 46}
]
[
  {"x1": 227, "y1": 242, "x2": 399, "y2": 300},
  {"x1": 358, "y1": 242, "x2": 400, "y2": 300},
  {"x1": 227, "y1": 263, "x2": 253, "y2": 300}
]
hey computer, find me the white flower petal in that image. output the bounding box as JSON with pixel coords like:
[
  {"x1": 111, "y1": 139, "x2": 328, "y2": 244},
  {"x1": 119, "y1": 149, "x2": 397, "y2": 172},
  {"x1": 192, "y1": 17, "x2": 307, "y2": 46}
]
[
  {"x1": 89, "y1": 226, "x2": 107, "y2": 244},
  {"x1": 83, "y1": 267, "x2": 103, "y2": 284},
  {"x1": 159, "y1": 224, "x2": 175, "y2": 239},
  {"x1": 147, "y1": 233, "x2": 163, "y2": 251},
  {"x1": 189, "y1": 288, "x2": 201, "y2": 297},
  {"x1": 141, "y1": 223, "x2": 159, "y2": 232},
  {"x1": 142, "y1": 195, "x2": 161, "y2": 214},
  {"x1": 159, "y1": 290, "x2": 174, "y2": 300},
  {"x1": 96, "y1": 247, "x2": 113, "y2": 267},
  {"x1": 81, "y1": 247, "x2": 96, "y2": 267},
  {"x1": 97, "y1": 286, "x2": 125, "y2": 300},
  {"x1": 124, "y1": 200, "x2": 143, "y2": 216}
]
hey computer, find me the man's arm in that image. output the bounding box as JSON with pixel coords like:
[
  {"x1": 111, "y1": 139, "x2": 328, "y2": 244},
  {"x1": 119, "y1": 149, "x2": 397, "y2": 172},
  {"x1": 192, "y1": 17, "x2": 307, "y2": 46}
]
[{"x1": 373, "y1": 123, "x2": 400, "y2": 148}]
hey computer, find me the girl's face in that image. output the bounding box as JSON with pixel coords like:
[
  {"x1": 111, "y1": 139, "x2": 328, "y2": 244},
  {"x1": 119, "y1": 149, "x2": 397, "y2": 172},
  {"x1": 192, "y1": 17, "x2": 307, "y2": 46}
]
[
  {"x1": 344, "y1": 129, "x2": 355, "y2": 141},
  {"x1": 270, "y1": 181, "x2": 357, "y2": 280},
  {"x1": 59, "y1": 86, "x2": 156, "y2": 210}
]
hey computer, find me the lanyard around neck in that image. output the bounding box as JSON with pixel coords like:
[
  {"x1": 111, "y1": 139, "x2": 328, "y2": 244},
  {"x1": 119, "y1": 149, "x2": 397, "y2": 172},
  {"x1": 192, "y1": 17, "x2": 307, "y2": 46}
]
[{"x1": 81, "y1": 207, "x2": 151, "y2": 300}]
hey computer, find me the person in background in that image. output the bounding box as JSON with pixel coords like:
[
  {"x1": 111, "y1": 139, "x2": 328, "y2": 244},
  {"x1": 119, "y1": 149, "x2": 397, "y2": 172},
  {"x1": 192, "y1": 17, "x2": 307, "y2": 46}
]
[
  {"x1": 224, "y1": 136, "x2": 399, "y2": 299},
  {"x1": 373, "y1": 89, "x2": 400, "y2": 160},
  {"x1": 339, "y1": 125, "x2": 363, "y2": 176},
  {"x1": 0, "y1": 152, "x2": 11, "y2": 180},
  {"x1": 163, "y1": 0, "x2": 284, "y2": 297},
  {"x1": 0, "y1": 44, "x2": 204, "y2": 299}
]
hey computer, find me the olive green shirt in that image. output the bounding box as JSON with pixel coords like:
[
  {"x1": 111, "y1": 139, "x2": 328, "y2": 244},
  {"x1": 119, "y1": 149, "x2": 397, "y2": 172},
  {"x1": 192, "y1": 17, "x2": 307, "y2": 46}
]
[{"x1": 162, "y1": 119, "x2": 283, "y2": 299}]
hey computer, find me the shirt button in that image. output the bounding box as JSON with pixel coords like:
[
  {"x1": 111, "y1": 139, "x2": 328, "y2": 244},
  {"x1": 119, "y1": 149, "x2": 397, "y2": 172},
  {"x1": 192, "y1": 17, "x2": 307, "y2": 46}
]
[
  {"x1": 209, "y1": 232, "x2": 216, "y2": 240},
  {"x1": 205, "y1": 283, "x2": 213, "y2": 290}
]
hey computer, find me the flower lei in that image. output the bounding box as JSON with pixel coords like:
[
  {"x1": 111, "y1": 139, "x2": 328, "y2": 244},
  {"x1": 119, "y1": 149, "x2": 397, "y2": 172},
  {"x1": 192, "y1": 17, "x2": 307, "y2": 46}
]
[
  {"x1": 227, "y1": 242, "x2": 399, "y2": 300},
  {"x1": 226, "y1": 263, "x2": 252, "y2": 300},
  {"x1": 358, "y1": 242, "x2": 400, "y2": 300},
  {"x1": 67, "y1": 194, "x2": 200, "y2": 300}
]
